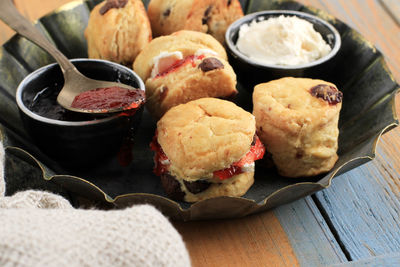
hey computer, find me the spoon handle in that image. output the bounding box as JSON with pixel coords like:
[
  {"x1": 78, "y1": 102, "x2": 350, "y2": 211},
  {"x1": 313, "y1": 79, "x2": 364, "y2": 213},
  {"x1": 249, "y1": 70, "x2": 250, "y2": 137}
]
[{"x1": 0, "y1": 0, "x2": 76, "y2": 73}]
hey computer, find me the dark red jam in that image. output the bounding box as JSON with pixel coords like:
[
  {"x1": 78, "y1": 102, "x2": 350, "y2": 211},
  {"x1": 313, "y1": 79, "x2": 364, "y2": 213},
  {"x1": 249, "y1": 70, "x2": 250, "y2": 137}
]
[
  {"x1": 29, "y1": 83, "x2": 145, "y2": 121},
  {"x1": 71, "y1": 86, "x2": 145, "y2": 111},
  {"x1": 150, "y1": 133, "x2": 170, "y2": 176}
]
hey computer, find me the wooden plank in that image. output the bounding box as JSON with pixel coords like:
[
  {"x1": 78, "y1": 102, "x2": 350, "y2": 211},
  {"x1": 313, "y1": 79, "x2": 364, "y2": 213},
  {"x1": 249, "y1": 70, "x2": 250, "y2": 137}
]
[
  {"x1": 274, "y1": 197, "x2": 347, "y2": 266},
  {"x1": 174, "y1": 197, "x2": 348, "y2": 267},
  {"x1": 314, "y1": 158, "x2": 400, "y2": 260},
  {"x1": 173, "y1": 211, "x2": 300, "y2": 267},
  {"x1": 331, "y1": 252, "x2": 400, "y2": 267},
  {"x1": 297, "y1": 0, "x2": 400, "y2": 83},
  {"x1": 380, "y1": 0, "x2": 400, "y2": 26},
  {"x1": 12, "y1": 0, "x2": 73, "y2": 20},
  {"x1": 0, "y1": 0, "x2": 72, "y2": 45}
]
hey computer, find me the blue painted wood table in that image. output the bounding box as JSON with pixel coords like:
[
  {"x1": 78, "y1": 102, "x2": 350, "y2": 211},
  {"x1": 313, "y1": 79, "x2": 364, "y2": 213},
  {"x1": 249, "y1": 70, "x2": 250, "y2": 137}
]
[{"x1": 0, "y1": 0, "x2": 399, "y2": 266}]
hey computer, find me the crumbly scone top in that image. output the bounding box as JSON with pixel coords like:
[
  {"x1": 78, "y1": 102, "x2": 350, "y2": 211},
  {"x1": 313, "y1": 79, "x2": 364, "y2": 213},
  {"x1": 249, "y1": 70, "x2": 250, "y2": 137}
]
[{"x1": 253, "y1": 77, "x2": 342, "y2": 133}]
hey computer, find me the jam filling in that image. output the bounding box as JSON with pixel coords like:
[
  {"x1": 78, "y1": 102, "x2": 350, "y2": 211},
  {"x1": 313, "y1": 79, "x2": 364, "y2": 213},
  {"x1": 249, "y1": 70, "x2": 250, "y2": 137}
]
[
  {"x1": 150, "y1": 133, "x2": 265, "y2": 181},
  {"x1": 154, "y1": 54, "x2": 205, "y2": 78},
  {"x1": 150, "y1": 133, "x2": 170, "y2": 176},
  {"x1": 71, "y1": 86, "x2": 145, "y2": 111}
]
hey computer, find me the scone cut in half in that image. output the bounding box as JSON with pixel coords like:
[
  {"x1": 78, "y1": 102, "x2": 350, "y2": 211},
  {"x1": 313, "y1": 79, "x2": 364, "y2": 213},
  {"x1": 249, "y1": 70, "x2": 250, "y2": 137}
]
[
  {"x1": 147, "y1": 0, "x2": 244, "y2": 43},
  {"x1": 133, "y1": 30, "x2": 238, "y2": 120},
  {"x1": 85, "y1": 0, "x2": 152, "y2": 65},
  {"x1": 253, "y1": 77, "x2": 343, "y2": 178},
  {"x1": 150, "y1": 98, "x2": 265, "y2": 202}
]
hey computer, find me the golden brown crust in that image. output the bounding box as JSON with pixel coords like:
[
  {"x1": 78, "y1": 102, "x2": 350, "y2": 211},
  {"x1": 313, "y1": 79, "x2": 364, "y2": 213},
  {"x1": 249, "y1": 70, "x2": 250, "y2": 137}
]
[
  {"x1": 85, "y1": 0, "x2": 152, "y2": 65},
  {"x1": 253, "y1": 77, "x2": 342, "y2": 177},
  {"x1": 180, "y1": 171, "x2": 254, "y2": 202},
  {"x1": 147, "y1": 0, "x2": 243, "y2": 43},
  {"x1": 157, "y1": 98, "x2": 256, "y2": 180},
  {"x1": 133, "y1": 30, "x2": 227, "y2": 81},
  {"x1": 145, "y1": 55, "x2": 237, "y2": 119}
]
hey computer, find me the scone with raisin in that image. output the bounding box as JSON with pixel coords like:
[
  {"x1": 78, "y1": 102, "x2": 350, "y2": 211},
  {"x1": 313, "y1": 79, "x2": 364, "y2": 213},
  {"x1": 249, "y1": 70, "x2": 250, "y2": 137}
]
[
  {"x1": 133, "y1": 30, "x2": 238, "y2": 119},
  {"x1": 151, "y1": 98, "x2": 265, "y2": 202},
  {"x1": 253, "y1": 77, "x2": 343, "y2": 177},
  {"x1": 147, "y1": 0, "x2": 243, "y2": 43},
  {"x1": 85, "y1": 0, "x2": 152, "y2": 65}
]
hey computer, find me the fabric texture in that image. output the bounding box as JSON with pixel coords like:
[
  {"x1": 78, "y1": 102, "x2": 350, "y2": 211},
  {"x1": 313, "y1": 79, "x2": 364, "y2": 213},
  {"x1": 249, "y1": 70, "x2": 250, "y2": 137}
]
[{"x1": 0, "y1": 142, "x2": 191, "y2": 267}]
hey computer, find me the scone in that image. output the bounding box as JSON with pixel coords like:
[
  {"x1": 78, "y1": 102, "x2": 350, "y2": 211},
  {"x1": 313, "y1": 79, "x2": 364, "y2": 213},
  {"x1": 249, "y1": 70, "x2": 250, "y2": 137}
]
[
  {"x1": 253, "y1": 77, "x2": 343, "y2": 177},
  {"x1": 151, "y1": 98, "x2": 265, "y2": 202},
  {"x1": 147, "y1": 0, "x2": 243, "y2": 43},
  {"x1": 85, "y1": 0, "x2": 152, "y2": 65},
  {"x1": 133, "y1": 30, "x2": 237, "y2": 119}
]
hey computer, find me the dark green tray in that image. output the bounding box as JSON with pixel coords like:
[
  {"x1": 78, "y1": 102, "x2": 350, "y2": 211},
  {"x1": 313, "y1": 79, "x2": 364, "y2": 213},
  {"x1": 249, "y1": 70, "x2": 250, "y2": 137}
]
[{"x1": 0, "y1": 0, "x2": 398, "y2": 220}]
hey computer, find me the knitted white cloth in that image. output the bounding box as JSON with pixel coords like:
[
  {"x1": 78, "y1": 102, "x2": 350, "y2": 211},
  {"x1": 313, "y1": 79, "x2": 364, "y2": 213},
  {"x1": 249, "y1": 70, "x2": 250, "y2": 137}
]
[{"x1": 0, "y1": 142, "x2": 191, "y2": 267}]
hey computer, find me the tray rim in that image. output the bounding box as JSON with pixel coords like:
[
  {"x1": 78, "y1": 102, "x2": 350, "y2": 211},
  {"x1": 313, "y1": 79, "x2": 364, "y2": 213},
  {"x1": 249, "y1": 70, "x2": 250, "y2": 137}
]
[{"x1": 0, "y1": 0, "x2": 399, "y2": 219}]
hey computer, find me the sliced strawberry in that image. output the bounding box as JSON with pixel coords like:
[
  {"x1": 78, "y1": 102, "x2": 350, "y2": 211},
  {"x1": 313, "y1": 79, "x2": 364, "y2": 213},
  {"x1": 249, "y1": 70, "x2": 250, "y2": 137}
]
[
  {"x1": 155, "y1": 55, "x2": 206, "y2": 78},
  {"x1": 151, "y1": 134, "x2": 266, "y2": 181},
  {"x1": 213, "y1": 136, "x2": 265, "y2": 180}
]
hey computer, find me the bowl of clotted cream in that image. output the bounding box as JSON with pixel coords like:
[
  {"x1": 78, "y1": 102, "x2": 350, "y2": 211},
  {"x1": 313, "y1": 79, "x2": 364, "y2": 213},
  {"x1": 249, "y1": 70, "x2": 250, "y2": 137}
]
[{"x1": 225, "y1": 10, "x2": 341, "y2": 88}]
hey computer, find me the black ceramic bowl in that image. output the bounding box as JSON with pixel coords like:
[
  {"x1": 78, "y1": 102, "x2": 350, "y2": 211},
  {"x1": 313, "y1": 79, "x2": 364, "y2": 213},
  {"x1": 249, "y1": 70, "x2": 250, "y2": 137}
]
[
  {"x1": 225, "y1": 10, "x2": 341, "y2": 88},
  {"x1": 16, "y1": 59, "x2": 145, "y2": 167}
]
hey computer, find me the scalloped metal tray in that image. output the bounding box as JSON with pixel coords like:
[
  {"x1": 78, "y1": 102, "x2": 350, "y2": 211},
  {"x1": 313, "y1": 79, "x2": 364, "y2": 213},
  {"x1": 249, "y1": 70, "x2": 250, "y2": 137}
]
[{"x1": 0, "y1": 0, "x2": 398, "y2": 220}]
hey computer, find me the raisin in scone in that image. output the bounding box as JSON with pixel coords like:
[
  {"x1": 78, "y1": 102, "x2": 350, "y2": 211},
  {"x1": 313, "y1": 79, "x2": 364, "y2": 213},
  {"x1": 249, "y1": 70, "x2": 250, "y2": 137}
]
[
  {"x1": 85, "y1": 0, "x2": 152, "y2": 65},
  {"x1": 133, "y1": 30, "x2": 237, "y2": 119},
  {"x1": 147, "y1": 0, "x2": 243, "y2": 43},
  {"x1": 151, "y1": 98, "x2": 265, "y2": 202},
  {"x1": 253, "y1": 77, "x2": 343, "y2": 177}
]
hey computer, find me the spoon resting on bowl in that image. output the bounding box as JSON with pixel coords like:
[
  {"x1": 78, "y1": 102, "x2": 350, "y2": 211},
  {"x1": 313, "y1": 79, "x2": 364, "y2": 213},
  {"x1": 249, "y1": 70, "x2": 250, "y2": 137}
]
[{"x1": 0, "y1": 0, "x2": 143, "y2": 114}]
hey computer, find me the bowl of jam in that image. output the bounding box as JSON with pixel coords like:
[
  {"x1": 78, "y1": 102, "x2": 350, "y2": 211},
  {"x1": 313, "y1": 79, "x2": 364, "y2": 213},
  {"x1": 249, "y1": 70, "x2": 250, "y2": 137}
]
[{"x1": 16, "y1": 59, "x2": 146, "y2": 166}]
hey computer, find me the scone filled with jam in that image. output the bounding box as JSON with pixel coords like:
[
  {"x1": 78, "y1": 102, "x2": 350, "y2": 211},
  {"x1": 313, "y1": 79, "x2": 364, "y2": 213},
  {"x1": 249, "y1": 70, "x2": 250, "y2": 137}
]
[
  {"x1": 253, "y1": 77, "x2": 343, "y2": 178},
  {"x1": 133, "y1": 30, "x2": 238, "y2": 120},
  {"x1": 151, "y1": 98, "x2": 265, "y2": 202},
  {"x1": 147, "y1": 0, "x2": 243, "y2": 43},
  {"x1": 85, "y1": 0, "x2": 152, "y2": 65}
]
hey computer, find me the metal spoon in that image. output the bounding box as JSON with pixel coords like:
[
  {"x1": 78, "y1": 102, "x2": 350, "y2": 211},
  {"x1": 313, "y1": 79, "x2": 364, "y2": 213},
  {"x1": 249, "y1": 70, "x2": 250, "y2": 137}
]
[{"x1": 0, "y1": 0, "x2": 138, "y2": 114}]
